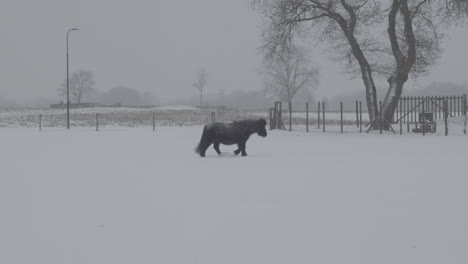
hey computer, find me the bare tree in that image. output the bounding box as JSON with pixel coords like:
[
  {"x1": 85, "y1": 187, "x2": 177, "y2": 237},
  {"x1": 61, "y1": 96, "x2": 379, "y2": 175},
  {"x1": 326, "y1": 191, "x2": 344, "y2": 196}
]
[
  {"x1": 253, "y1": 0, "x2": 468, "y2": 130},
  {"x1": 58, "y1": 70, "x2": 96, "y2": 105},
  {"x1": 260, "y1": 44, "x2": 319, "y2": 105},
  {"x1": 193, "y1": 68, "x2": 208, "y2": 106}
]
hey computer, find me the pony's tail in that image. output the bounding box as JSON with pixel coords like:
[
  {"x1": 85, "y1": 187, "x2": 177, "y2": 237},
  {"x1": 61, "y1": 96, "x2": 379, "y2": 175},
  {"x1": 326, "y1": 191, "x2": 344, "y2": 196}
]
[{"x1": 194, "y1": 125, "x2": 209, "y2": 155}]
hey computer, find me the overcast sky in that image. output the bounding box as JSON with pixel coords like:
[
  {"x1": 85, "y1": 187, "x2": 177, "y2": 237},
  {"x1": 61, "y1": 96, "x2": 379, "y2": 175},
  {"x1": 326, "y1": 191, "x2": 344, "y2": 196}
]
[{"x1": 1, "y1": 0, "x2": 468, "y2": 105}]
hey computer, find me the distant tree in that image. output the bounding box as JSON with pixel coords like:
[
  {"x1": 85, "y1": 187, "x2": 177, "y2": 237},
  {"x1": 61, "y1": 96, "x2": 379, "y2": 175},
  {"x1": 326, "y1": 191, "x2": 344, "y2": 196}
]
[
  {"x1": 260, "y1": 44, "x2": 319, "y2": 106},
  {"x1": 193, "y1": 68, "x2": 208, "y2": 106},
  {"x1": 58, "y1": 70, "x2": 96, "y2": 105}
]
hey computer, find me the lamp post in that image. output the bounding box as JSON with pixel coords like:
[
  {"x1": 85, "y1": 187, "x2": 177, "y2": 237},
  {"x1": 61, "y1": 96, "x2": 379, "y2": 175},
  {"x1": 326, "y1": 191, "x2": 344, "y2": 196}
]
[{"x1": 66, "y1": 28, "x2": 79, "y2": 129}]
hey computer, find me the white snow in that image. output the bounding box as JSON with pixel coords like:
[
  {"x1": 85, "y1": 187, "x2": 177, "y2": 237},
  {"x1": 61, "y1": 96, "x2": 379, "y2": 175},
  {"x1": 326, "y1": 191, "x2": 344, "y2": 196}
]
[{"x1": 1, "y1": 127, "x2": 467, "y2": 264}]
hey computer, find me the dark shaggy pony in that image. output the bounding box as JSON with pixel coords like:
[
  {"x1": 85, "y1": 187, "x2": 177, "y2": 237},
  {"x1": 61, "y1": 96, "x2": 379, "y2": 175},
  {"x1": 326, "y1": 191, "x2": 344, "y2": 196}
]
[{"x1": 195, "y1": 119, "x2": 267, "y2": 157}]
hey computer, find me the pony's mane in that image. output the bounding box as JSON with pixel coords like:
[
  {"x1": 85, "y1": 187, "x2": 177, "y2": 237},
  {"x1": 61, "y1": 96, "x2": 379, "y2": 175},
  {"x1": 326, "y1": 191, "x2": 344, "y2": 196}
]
[{"x1": 233, "y1": 119, "x2": 254, "y2": 125}]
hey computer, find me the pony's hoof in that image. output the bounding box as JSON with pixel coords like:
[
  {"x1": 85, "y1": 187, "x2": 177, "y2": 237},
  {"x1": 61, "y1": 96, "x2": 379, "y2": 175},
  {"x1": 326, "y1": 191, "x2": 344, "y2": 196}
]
[{"x1": 242, "y1": 153, "x2": 247, "y2": 157}]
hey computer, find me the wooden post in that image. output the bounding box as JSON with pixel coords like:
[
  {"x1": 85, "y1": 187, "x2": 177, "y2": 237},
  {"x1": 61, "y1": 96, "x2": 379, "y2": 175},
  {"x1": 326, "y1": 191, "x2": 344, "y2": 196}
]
[
  {"x1": 96, "y1": 113, "x2": 99, "y2": 132},
  {"x1": 403, "y1": 97, "x2": 406, "y2": 123},
  {"x1": 306, "y1": 102, "x2": 309, "y2": 132},
  {"x1": 340, "y1": 102, "x2": 343, "y2": 134},
  {"x1": 153, "y1": 112, "x2": 156, "y2": 131},
  {"x1": 403, "y1": 97, "x2": 410, "y2": 123},
  {"x1": 270, "y1": 108, "x2": 276, "y2": 130},
  {"x1": 211, "y1": 112, "x2": 215, "y2": 123},
  {"x1": 269, "y1": 108, "x2": 273, "y2": 130},
  {"x1": 355, "y1": 101, "x2": 359, "y2": 128},
  {"x1": 379, "y1": 101, "x2": 383, "y2": 134},
  {"x1": 399, "y1": 99, "x2": 402, "y2": 135},
  {"x1": 278, "y1": 102, "x2": 282, "y2": 129},
  {"x1": 464, "y1": 94, "x2": 467, "y2": 116},
  {"x1": 450, "y1": 96, "x2": 453, "y2": 117},
  {"x1": 289, "y1": 102, "x2": 292, "y2": 132},
  {"x1": 464, "y1": 94, "x2": 467, "y2": 135},
  {"x1": 317, "y1": 101, "x2": 321, "y2": 129},
  {"x1": 410, "y1": 97, "x2": 414, "y2": 123},
  {"x1": 39, "y1": 113, "x2": 42, "y2": 132},
  {"x1": 464, "y1": 114, "x2": 467, "y2": 135},
  {"x1": 422, "y1": 98, "x2": 425, "y2": 136},
  {"x1": 444, "y1": 100, "x2": 448, "y2": 136},
  {"x1": 359, "y1": 101, "x2": 362, "y2": 133},
  {"x1": 275, "y1": 101, "x2": 283, "y2": 130},
  {"x1": 322, "y1": 101, "x2": 325, "y2": 133},
  {"x1": 451, "y1": 96, "x2": 454, "y2": 117}
]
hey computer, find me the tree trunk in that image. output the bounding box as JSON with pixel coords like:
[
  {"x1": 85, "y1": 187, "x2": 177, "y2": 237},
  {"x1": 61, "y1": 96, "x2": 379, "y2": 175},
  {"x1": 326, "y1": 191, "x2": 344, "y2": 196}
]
[
  {"x1": 370, "y1": 0, "x2": 416, "y2": 131},
  {"x1": 379, "y1": 74, "x2": 405, "y2": 129},
  {"x1": 362, "y1": 67, "x2": 379, "y2": 122},
  {"x1": 341, "y1": 28, "x2": 379, "y2": 122}
]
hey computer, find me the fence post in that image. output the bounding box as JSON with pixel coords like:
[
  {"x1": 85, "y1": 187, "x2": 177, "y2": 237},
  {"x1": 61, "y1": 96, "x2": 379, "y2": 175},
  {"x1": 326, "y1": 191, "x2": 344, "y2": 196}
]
[
  {"x1": 464, "y1": 94, "x2": 467, "y2": 116},
  {"x1": 322, "y1": 101, "x2": 325, "y2": 133},
  {"x1": 278, "y1": 102, "x2": 283, "y2": 129},
  {"x1": 211, "y1": 112, "x2": 215, "y2": 123},
  {"x1": 444, "y1": 100, "x2": 448, "y2": 136},
  {"x1": 399, "y1": 98, "x2": 402, "y2": 135},
  {"x1": 422, "y1": 98, "x2": 425, "y2": 136},
  {"x1": 464, "y1": 95, "x2": 467, "y2": 134},
  {"x1": 153, "y1": 112, "x2": 156, "y2": 131},
  {"x1": 96, "y1": 113, "x2": 99, "y2": 132},
  {"x1": 464, "y1": 114, "x2": 467, "y2": 135},
  {"x1": 269, "y1": 109, "x2": 272, "y2": 130},
  {"x1": 359, "y1": 101, "x2": 362, "y2": 133},
  {"x1": 270, "y1": 108, "x2": 276, "y2": 130},
  {"x1": 355, "y1": 101, "x2": 359, "y2": 128},
  {"x1": 275, "y1": 101, "x2": 283, "y2": 130},
  {"x1": 317, "y1": 101, "x2": 321, "y2": 129},
  {"x1": 39, "y1": 113, "x2": 42, "y2": 132},
  {"x1": 306, "y1": 102, "x2": 309, "y2": 132},
  {"x1": 289, "y1": 102, "x2": 292, "y2": 132},
  {"x1": 340, "y1": 102, "x2": 343, "y2": 134},
  {"x1": 379, "y1": 101, "x2": 383, "y2": 134}
]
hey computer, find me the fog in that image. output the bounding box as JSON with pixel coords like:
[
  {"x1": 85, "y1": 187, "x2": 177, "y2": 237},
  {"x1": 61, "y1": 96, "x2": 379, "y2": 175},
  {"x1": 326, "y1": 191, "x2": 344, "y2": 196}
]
[{"x1": 1, "y1": 0, "x2": 467, "y2": 108}]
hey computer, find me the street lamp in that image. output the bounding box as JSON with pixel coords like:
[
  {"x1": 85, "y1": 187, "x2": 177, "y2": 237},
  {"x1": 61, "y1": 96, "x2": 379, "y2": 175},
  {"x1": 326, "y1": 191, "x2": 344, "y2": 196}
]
[{"x1": 66, "y1": 28, "x2": 79, "y2": 129}]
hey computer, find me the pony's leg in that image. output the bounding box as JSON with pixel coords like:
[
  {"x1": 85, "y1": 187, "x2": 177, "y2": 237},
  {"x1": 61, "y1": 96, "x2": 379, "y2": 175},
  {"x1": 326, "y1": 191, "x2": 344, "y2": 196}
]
[
  {"x1": 213, "y1": 142, "x2": 221, "y2": 155},
  {"x1": 234, "y1": 144, "x2": 241, "y2": 155},
  {"x1": 200, "y1": 142, "x2": 212, "y2": 157},
  {"x1": 240, "y1": 142, "x2": 247, "y2": 156}
]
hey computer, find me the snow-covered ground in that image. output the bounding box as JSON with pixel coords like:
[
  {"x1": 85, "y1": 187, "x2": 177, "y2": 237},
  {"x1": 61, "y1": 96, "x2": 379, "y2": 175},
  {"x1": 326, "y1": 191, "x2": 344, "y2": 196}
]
[{"x1": 1, "y1": 126, "x2": 467, "y2": 264}]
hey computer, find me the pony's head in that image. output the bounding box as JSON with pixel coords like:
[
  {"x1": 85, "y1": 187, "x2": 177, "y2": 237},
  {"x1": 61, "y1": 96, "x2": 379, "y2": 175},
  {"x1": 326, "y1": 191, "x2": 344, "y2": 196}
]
[{"x1": 257, "y1": 119, "x2": 267, "y2": 137}]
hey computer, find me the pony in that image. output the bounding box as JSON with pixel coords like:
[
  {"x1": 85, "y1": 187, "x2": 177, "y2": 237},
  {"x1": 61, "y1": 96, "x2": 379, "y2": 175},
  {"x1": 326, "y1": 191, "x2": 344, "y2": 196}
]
[{"x1": 195, "y1": 119, "x2": 267, "y2": 157}]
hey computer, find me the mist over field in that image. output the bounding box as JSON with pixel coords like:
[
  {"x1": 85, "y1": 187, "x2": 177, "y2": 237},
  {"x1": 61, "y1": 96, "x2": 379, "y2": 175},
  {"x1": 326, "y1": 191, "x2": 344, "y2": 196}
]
[{"x1": 1, "y1": 1, "x2": 468, "y2": 110}]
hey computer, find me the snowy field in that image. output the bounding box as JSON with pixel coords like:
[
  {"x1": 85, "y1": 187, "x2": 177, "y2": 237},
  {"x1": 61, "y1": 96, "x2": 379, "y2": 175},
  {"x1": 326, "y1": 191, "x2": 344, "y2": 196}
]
[{"x1": 1, "y1": 126, "x2": 468, "y2": 264}]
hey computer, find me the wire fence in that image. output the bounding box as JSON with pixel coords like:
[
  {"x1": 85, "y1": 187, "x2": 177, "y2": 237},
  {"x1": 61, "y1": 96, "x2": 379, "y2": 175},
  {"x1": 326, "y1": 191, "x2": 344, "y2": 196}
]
[{"x1": 1, "y1": 100, "x2": 466, "y2": 136}]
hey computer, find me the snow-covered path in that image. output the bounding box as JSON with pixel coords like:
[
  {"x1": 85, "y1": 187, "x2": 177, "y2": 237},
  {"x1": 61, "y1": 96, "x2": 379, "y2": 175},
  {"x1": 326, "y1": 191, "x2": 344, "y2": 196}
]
[{"x1": 1, "y1": 127, "x2": 467, "y2": 264}]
